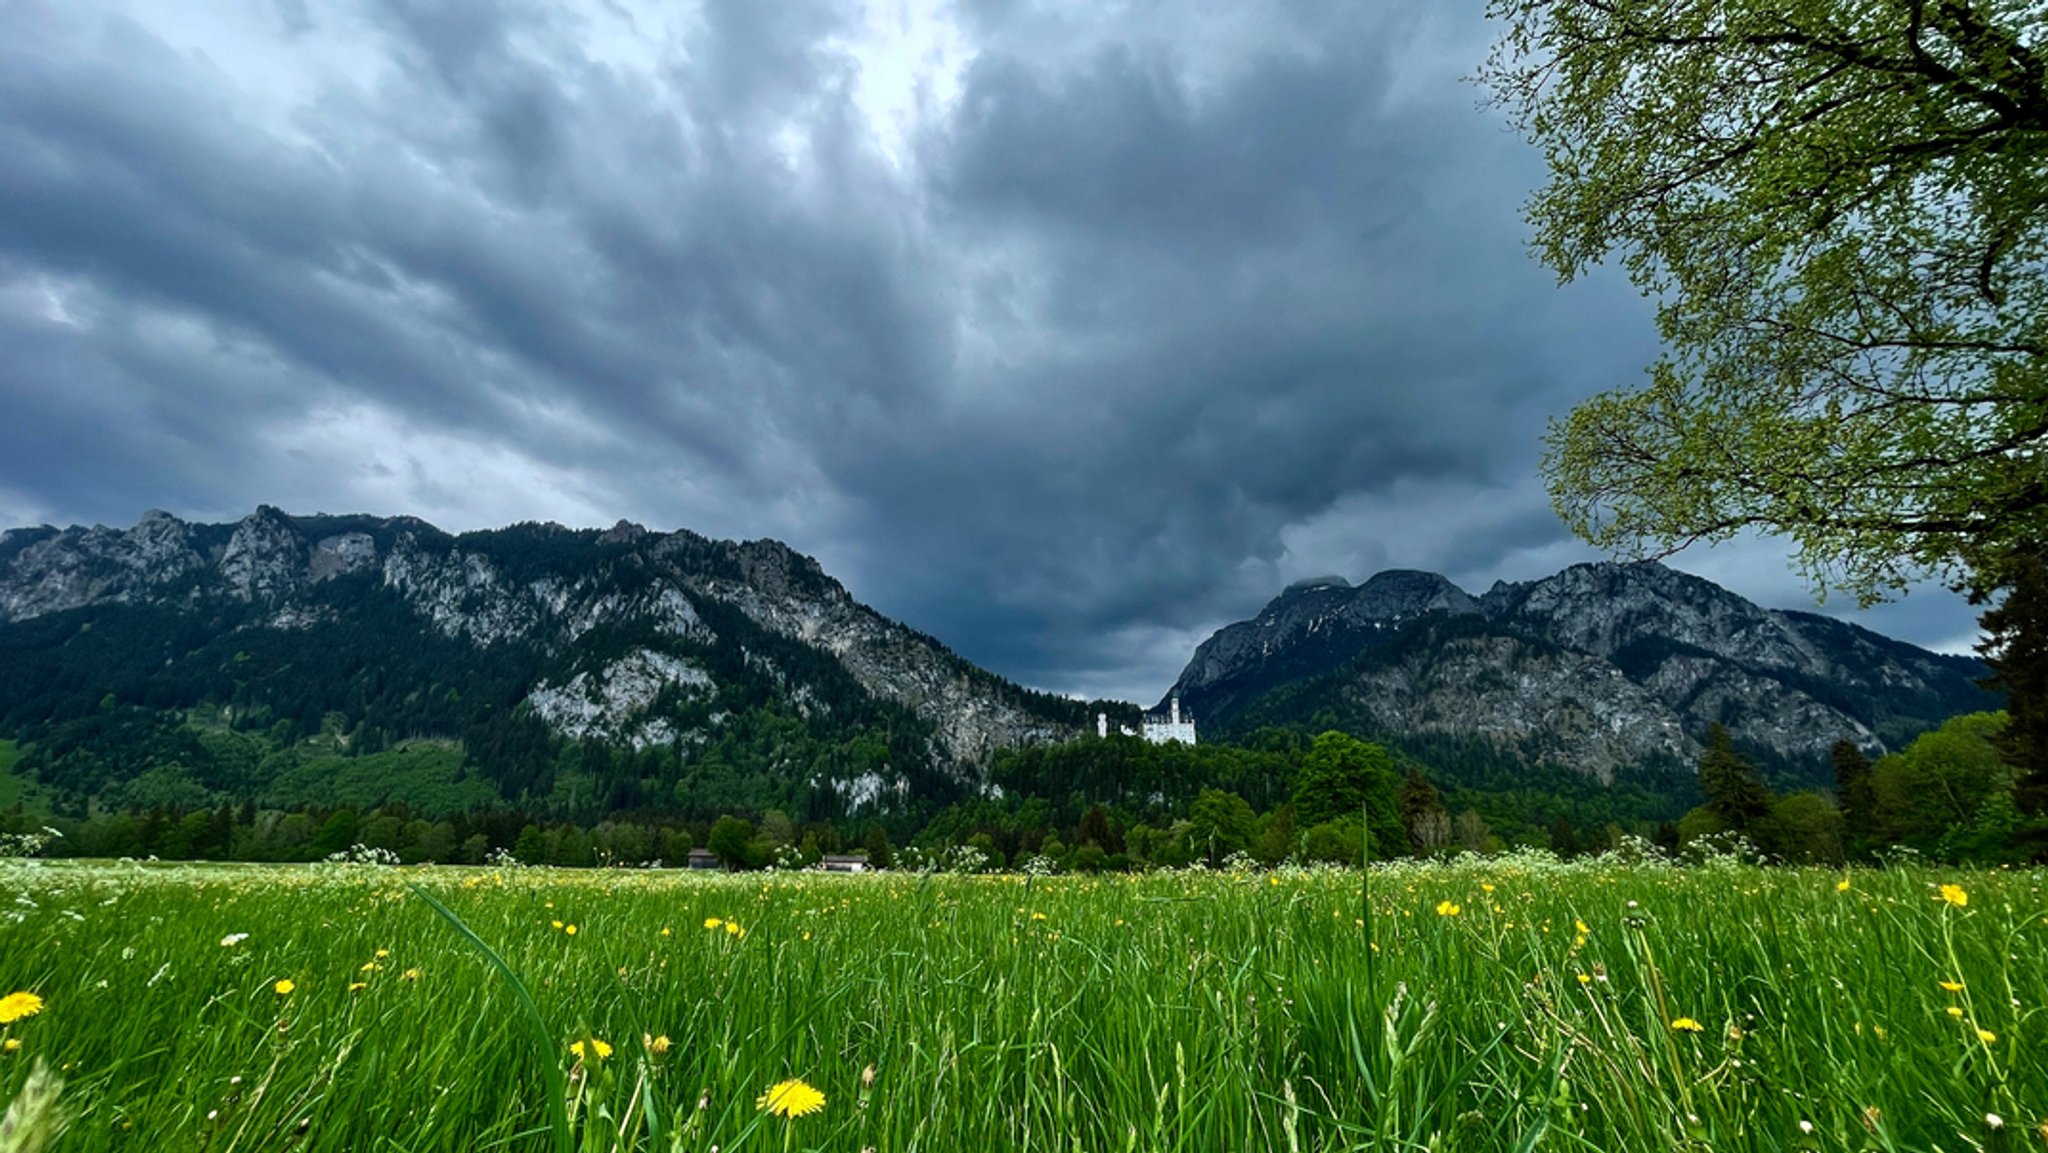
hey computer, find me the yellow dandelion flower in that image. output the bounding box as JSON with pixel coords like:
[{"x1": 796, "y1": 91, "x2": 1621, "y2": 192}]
[
  {"x1": 1576, "y1": 973, "x2": 1592, "y2": 986},
  {"x1": 725, "y1": 921, "x2": 743, "y2": 936},
  {"x1": 1574, "y1": 920, "x2": 1590, "y2": 936},
  {"x1": 757, "y1": 1078, "x2": 826, "y2": 1118},
  {"x1": 273, "y1": 980, "x2": 295, "y2": 996},
  {"x1": 1939, "y1": 884, "x2": 1968, "y2": 908},
  {"x1": 704, "y1": 917, "x2": 723, "y2": 930},
  {"x1": 1, "y1": 1039, "x2": 18, "y2": 1053},
  {"x1": 0, "y1": 992, "x2": 45, "y2": 1024},
  {"x1": 660, "y1": 926, "x2": 672, "y2": 937},
  {"x1": 1940, "y1": 981, "x2": 1964, "y2": 993},
  {"x1": 569, "y1": 1039, "x2": 612, "y2": 1061},
  {"x1": 1435, "y1": 901, "x2": 1461, "y2": 917},
  {"x1": 374, "y1": 949, "x2": 390, "y2": 959},
  {"x1": 1670, "y1": 1017, "x2": 1705, "y2": 1033},
  {"x1": 1481, "y1": 883, "x2": 1496, "y2": 894},
  {"x1": 1836, "y1": 879, "x2": 1851, "y2": 892},
  {"x1": 348, "y1": 982, "x2": 367, "y2": 992},
  {"x1": 1976, "y1": 1028, "x2": 1997, "y2": 1043},
  {"x1": 1947, "y1": 1006, "x2": 1965, "y2": 1018},
  {"x1": 1030, "y1": 912, "x2": 1047, "y2": 921},
  {"x1": 551, "y1": 920, "x2": 564, "y2": 929},
  {"x1": 645, "y1": 1034, "x2": 671, "y2": 1056},
  {"x1": 360, "y1": 961, "x2": 382, "y2": 973},
  {"x1": 564, "y1": 924, "x2": 578, "y2": 936},
  {"x1": 402, "y1": 968, "x2": 421, "y2": 982}
]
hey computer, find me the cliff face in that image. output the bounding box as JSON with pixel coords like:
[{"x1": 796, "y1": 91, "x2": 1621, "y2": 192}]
[
  {"x1": 0, "y1": 508, "x2": 1080, "y2": 802},
  {"x1": 1166, "y1": 562, "x2": 1992, "y2": 780}
]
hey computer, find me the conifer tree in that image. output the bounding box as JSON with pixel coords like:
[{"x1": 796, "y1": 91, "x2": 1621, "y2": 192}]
[
  {"x1": 1830, "y1": 740, "x2": 1877, "y2": 856},
  {"x1": 1698, "y1": 724, "x2": 1772, "y2": 833},
  {"x1": 1975, "y1": 547, "x2": 2048, "y2": 820},
  {"x1": 1398, "y1": 767, "x2": 1447, "y2": 849}
]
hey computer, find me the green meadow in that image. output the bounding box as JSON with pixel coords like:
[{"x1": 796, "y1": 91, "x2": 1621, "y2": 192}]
[{"x1": 0, "y1": 857, "x2": 2041, "y2": 1151}]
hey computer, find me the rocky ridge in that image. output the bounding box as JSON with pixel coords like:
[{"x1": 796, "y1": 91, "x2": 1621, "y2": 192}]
[
  {"x1": 0, "y1": 508, "x2": 1080, "y2": 787},
  {"x1": 1165, "y1": 562, "x2": 1992, "y2": 781}
]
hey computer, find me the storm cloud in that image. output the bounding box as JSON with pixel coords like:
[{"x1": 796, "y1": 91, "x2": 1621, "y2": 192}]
[{"x1": 0, "y1": 0, "x2": 1984, "y2": 703}]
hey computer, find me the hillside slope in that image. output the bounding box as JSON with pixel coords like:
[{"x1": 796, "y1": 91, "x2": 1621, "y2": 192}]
[{"x1": 0, "y1": 508, "x2": 1094, "y2": 817}]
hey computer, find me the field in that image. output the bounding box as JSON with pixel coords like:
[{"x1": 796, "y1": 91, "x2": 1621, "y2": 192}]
[{"x1": 0, "y1": 857, "x2": 2041, "y2": 1152}]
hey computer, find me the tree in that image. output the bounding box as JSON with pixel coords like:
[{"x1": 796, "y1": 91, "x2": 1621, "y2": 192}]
[
  {"x1": 310, "y1": 809, "x2": 359, "y2": 858},
  {"x1": 513, "y1": 823, "x2": 547, "y2": 865},
  {"x1": 1484, "y1": 1, "x2": 2048, "y2": 716},
  {"x1": 1831, "y1": 740, "x2": 1879, "y2": 855},
  {"x1": 1397, "y1": 768, "x2": 1449, "y2": 851},
  {"x1": 1757, "y1": 792, "x2": 1846, "y2": 865},
  {"x1": 1292, "y1": 732, "x2": 1407, "y2": 853},
  {"x1": 1698, "y1": 725, "x2": 1772, "y2": 833},
  {"x1": 1974, "y1": 545, "x2": 2048, "y2": 822},
  {"x1": 862, "y1": 823, "x2": 893, "y2": 871},
  {"x1": 1255, "y1": 803, "x2": 1298, "y2": 866},
  {"x1": 1077, "y1": 804, "x2": 1119, "y2": 854},
  {"x1": 1186, "y1": 789, "x2": 1258, "y2": 866},
  {"x1": 758, "y1": 809, "x2": 797, "y2": 848},
  {"x1": 1872, "y1": 711, "x2": 2014, "y2": 853},
  {"x1": 708, "y1": 815, "x2": 755, "y2": 871},
  {"x1": 1548, "y1": 814, "x2": 1580, "y2": 859},
  {"x1": 1485, "y1": 0, "x2": 2047, "y2": 597},
  {"x1": 1070, "y1": 843, "x2": 1109, "y2": 873},
  {"x1": 1452, "y1": 809, "x2": 1500, "y2": 855}
]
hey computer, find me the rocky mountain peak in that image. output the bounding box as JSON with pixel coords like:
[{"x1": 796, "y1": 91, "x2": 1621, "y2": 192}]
[
  {"x1": 1169, "y1": 560, "x2": 1992, "y2": 780},
  {"x1": 1350, "y1": 569, "x2": 1484, "y2": 620},
  {"x1": 598, "y1": 519, "x2": 648, "y2": 546},
  {"x1": 731, "y1": 538, "x2": 844, "y2": 603},
  {"x1": 1255, "y1": 568, "x2": 1480, "y2": 627},
  {"x1": 1489, "y1": 561, "x2": 1820, "y2": 672},
  {"x1": 220, "y1": 507, "x2": 308, "y2": 602}
]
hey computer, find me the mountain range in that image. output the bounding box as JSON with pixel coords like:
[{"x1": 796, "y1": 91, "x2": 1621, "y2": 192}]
[
  {"x1": 1162, "y1": 565, "x2": 1994, "y2": 782},
  {"x1": 0, "y1": 508, "x2": 1997, "y2": 822},
  {"x1": 0, "y1": 507, "x2": 1100, "y2": 819}
]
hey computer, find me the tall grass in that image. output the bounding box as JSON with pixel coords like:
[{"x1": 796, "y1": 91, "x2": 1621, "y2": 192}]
[{"x1": 0, "y1": 856, "x2": 2041, "y2": 1150}]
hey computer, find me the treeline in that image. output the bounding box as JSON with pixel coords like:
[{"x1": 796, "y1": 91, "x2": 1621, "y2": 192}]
[
  {"x1": 0, "y1": 730, "x2": 1421, "y2": 869},
  {"x1": 1684, "y1": 712, "x2": 2041, "y2": 864},
  {"x1": 0, "y1": 730, "x2": 1661, "y2": 870},
  {"x1": 0, "y1": 800, "x2": 771, "y2": 867},
  {"x1": 4, "y1": 713, "x2": 2040, "y2": 868}
]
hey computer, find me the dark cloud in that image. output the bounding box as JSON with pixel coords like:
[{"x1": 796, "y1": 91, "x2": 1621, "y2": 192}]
[{"x1": 0, "y1": 0, "x2": 1981, "y2": 702}]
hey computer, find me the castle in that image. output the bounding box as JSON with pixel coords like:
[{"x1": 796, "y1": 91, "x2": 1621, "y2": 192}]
[{"x1": 1097, "y1": 695, "x2": 1197, "y2": 745}]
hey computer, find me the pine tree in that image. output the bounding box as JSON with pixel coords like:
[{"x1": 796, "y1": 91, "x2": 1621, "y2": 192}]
[
  {"x1": 862, "y1": 823, "x2": 893, "y2": 870},
  {"x1": 1698, "y1": 724, "x2": 1772, "y2": 833},
  {"x1": 1077, "y1": 805, "x2": 1114, "y2": 851},
  {"x1": 1548, "y1": 815, "x2": 1578, "y2": 859},
  {"x1": 1974, "y1": 547, "x2": 2048, "y2": 821},
  {"x1": 1398, "y1": 768, "x2": 1447, "y2": 849},
  {"x1": 1830, "y1": 740, "x2": 1877, "y2": 857}
]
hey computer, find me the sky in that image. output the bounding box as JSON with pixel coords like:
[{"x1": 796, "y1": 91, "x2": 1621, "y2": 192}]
[{"x1": 0, "y1": 0, "x2": 1987, "y2": 704}]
